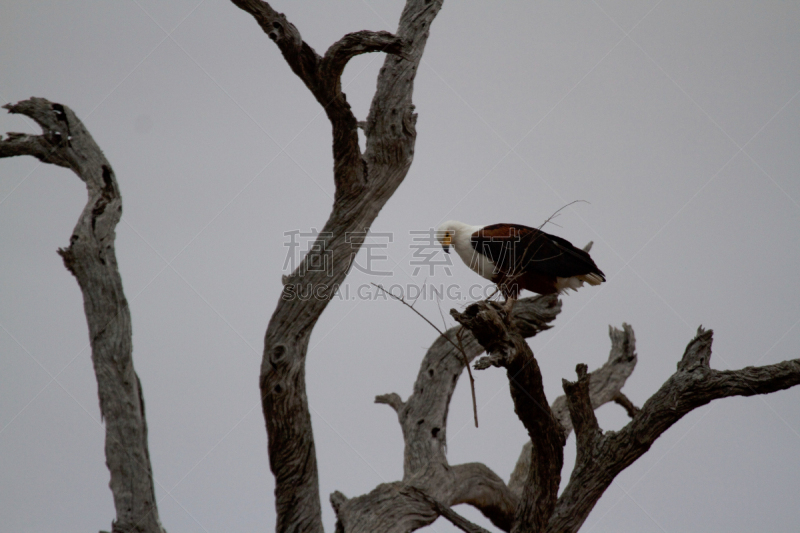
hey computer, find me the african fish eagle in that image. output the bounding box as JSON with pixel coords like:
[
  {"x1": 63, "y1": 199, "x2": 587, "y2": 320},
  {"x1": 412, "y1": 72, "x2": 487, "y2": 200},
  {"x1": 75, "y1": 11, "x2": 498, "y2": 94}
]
[{"x1": 435, "y1": 221, "x2": 605, "y2": 303}]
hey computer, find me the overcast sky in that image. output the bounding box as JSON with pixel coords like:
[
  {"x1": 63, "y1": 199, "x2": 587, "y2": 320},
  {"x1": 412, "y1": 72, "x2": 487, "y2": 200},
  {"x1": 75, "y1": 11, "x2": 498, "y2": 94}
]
[{"x1": 2, "y1": 1, "x2": 800, "y2": 532}]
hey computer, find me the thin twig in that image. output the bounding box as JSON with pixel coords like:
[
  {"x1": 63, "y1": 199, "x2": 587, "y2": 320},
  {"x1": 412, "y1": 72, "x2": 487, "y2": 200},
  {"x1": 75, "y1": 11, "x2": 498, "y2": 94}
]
[
  {"x1": 435, "y1": 291, "x2": 449, "y2": 333},
  {"x1": 456, "y1": 326, "x2": 479, "y2": 428},
  {"x1": 411, "y1": 277, "x2": 427, "y2": 308},
  {"x1": 538, "y1": 199, "x2": 588, "y2": 232},
  {"x1": 372, "y1": 283, "x2": 479, "y2": 427}
]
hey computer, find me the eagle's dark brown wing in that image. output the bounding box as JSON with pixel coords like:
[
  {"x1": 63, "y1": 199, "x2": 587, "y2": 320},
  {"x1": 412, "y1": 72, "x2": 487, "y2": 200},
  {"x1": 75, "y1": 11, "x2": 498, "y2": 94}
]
[{"x1": 471, "y1": 223, "x2": 605, "y2": 280}]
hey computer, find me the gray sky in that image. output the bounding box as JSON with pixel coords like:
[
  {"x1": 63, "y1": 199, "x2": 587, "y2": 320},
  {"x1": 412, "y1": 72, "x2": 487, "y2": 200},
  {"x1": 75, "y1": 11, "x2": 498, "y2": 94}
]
[{"x1": 2, "y1": 1, "x2": 799, "y2": 532}]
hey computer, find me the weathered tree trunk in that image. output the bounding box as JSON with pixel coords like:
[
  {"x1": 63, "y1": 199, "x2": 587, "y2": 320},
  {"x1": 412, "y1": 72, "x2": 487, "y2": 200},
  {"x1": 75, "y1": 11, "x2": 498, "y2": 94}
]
[
  {"x1": 0, "y1": 98, "x2": 165, "y2": 533},
  {"x1": 230, "y1": 0, "x2": 443, "y2": 530}
]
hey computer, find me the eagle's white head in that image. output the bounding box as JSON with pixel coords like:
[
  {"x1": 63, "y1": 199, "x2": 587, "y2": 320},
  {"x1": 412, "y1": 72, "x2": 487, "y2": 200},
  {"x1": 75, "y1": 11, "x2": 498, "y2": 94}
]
[{"x1": 435, "y1": 220, "x2": 481, "y2": 255}]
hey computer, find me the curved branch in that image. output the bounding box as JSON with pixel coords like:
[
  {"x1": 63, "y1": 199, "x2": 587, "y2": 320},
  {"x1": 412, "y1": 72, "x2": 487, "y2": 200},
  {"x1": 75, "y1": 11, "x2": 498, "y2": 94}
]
[
  {"x1": 448, "y1": 463, "x2": 517, "y2": 532},
  {"x1": 375, "y1": 392, "x2": 405, "y2": 414},
  {"x1": 333, "y1": 484, "x2": 438, "y2": 533},
  {"x1": 322, "y1": 31, "x2": 406, "y2": 83},
  {"x1": 333, "y1": 296, "x2": 560, "y2": 532},
  {"x1": 232, "y1": 2, "x2": 408, "y2": 198},
  {"x1": 0, "y1": 131, "x2": 57, "y2": 165},
  {"x1": 612, "y1": 392, "x2": 639, "y2": 418},
  {"x1": 229, "y1": 0, "x2": 320, "y2": 88},
  {"x1": 399, "y1": 295, "x2": 560, "y2": 478},
  {"x1": 1, "y1": 98, "x2": 164, "y2": 533},
  {"x1": 402, "y1": 486, "x2": 493, "y2": 533},
  {"x1": 231, "y1": 0, "x2": 365, "y2": 196},
  {"x1": 342, "y1": 297, "x2": 645, "y2": 533}
]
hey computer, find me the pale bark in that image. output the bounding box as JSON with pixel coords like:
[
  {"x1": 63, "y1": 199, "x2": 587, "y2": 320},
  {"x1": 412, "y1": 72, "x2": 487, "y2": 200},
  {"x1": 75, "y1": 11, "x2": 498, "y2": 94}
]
[{"x1": 0, "y1": 98, "x2": 164, "y2": 533}]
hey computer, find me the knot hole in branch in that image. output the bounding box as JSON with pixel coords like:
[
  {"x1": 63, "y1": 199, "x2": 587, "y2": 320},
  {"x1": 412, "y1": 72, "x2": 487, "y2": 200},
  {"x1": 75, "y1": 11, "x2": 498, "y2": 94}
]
[
  {"x1": 271, "y1": 344, "x2": 288, "y2": 367},
  {"x1": 268, "y1": 21, "x2": 282, "y2": 41}
]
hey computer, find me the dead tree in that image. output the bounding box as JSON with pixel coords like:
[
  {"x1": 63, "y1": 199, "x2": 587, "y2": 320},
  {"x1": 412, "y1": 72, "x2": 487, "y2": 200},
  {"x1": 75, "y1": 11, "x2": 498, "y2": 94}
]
[
  {"x1": 2, "y1": 1, "x2": 800, "y2": 533},
  {"x1": 0, "y1": 98, "x2": 165, "y2": 533}
]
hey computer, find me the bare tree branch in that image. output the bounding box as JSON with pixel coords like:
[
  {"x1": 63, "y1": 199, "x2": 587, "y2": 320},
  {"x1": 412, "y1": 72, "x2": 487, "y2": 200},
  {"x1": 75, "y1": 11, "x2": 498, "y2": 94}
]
[
  {"x1": 452, "y1": 300, "x2": 564, "y2": 533},
  {"x1": 550, "y1": 324, "x2": 638, "y2": 437},
  {"x1": 375, "y1": 392, "x2": 405, "y2": 414},
  {"x1": 331, "y1": 295, "x2": 560, "y2": 532},
  {"x1": 322, "y1": 31, "x2": 407, "y2": 83},
  {"x1": 448, "y1": 463, "x2": 517, "y2": 532},
  {"x1": 509, "y1": 323, "x2": 638, "y2": 497},
  {"x1": 230, "y1": 1, "x2": 444, "y2": 531},
  {"x1": 230, "y1": 1, "x2": 407, "y2": 198},
  {"x1": 347, "y1": 294, "x2": 640, "y2": 532},
  {"x1": 401, "y1": 295, "x2": 560, "y2": 480},
  {"x1": 562, "y1": 365, "x2": 601, "y2": 466},
  {"x1": 612, "y1": 392, "x2": 639, "y2": 418},
  {"x1": 1, "y1": 98, "x2": 164, "y2": 533},
  {"x1": 0, "y1": 131, "x2": 58, "y2": 165},
  {"x1": 373, "y1": 282, "x2": 480, "y2": 427},
  {"x1": 547, "y1": 328, "x2": 800, "y2": 533},
  {"x1": 229, "y1": 1, "x2": 321, "y2": 90}
]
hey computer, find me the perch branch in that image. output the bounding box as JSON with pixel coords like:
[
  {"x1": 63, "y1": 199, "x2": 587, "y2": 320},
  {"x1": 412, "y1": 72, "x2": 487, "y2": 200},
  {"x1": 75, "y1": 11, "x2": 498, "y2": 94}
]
[
  {"x1": 347, "y1": 297, "x2": 646, "y2": 533},
  {"x1": 336, "y1": 295, "x2": 560, "y2": 532},
  {"x1": 452, "y1": 300, "x2": 564, "y2": 533}
]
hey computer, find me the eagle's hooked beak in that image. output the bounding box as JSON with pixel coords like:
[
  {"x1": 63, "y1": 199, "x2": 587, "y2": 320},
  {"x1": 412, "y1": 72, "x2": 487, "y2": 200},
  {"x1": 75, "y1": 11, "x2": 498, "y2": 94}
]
[{"x1": 441, "y1": 232, "x2": 452, "y2": 254}]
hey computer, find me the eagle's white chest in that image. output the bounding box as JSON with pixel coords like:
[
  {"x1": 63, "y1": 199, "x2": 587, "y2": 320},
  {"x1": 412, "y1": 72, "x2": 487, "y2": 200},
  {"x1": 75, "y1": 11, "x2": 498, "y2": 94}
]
[{"x1": 453, "y1": 229, "x2": 496, "y2": 281}]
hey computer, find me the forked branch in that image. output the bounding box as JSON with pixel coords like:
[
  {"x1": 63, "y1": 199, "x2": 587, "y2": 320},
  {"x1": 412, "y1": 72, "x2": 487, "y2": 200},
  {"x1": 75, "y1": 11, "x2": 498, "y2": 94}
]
[
  {"x1": 230, "y1": 1, "x2": 445, "y2": 531},
  {"x1": 231, "y1": 0, "x2": 406, "y2": 198}
]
